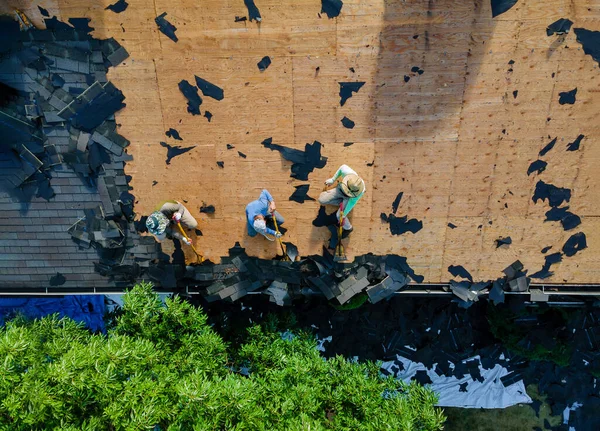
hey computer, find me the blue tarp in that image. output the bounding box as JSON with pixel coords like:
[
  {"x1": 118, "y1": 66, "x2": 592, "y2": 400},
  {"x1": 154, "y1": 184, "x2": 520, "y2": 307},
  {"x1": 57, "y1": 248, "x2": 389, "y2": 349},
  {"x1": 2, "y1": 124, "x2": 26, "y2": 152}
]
[{"x1": 0, "y1": 295, "x2": 106, "y2": 332}]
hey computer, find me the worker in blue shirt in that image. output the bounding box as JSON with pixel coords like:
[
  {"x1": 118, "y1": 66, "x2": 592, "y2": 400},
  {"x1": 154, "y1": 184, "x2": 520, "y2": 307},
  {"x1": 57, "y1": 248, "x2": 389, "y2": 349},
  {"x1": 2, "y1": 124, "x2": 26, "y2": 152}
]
[{"x1": 246, "y1": 189, "x2": 284, "y2": 239}]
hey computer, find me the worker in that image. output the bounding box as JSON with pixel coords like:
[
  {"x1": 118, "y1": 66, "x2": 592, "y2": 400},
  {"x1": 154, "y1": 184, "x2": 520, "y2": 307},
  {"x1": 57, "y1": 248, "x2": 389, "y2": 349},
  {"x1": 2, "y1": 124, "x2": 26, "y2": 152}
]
[
  {"x1": 146, "y1": 200, "x2": 198, "y2": 245},
  {"x1": 319, "y1": 164, "x2": 366, "y2": 232},
  {"x1": 246, "y1": 189, "x2": 284, "y2": 240}
]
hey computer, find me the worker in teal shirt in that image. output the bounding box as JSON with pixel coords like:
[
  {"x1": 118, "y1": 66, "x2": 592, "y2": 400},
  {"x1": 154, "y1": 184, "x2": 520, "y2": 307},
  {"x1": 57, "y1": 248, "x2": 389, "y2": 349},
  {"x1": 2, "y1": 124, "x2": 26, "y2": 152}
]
[
  {"x1": 318, "y1": 165, "x2": 366, "y2": 232},
  {"x1": 246, "y1": 189, "x2": 284, "y2": 239}
]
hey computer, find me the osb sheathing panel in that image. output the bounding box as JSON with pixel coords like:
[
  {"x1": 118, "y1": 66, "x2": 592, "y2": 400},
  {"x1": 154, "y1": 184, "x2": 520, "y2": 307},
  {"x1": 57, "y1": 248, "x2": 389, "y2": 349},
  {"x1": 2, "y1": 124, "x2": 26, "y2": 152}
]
[{"x1": 2, "y1": 0, "x2": 599, "y2": 283}]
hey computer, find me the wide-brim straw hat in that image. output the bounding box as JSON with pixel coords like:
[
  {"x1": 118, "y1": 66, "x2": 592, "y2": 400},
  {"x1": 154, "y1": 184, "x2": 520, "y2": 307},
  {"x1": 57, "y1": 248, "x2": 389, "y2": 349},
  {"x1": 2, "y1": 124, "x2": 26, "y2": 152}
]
[{"x1": 340, "y1": 174, "x2": 365, "y2": 197}]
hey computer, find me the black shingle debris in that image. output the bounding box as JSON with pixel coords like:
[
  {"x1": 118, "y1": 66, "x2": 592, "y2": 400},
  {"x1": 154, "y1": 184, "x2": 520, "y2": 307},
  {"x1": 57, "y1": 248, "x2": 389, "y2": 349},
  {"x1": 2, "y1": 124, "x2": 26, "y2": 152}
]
[
  {"x1": 235, "y1": 16, "x2": 247, "y2": 22},
  {"x1": 539, "y1": 137, "x2": 557, "y2": 157},
  {"x1": 527, "y1": 160, "x2": 547, "y2": 176},
  {"x1": 341, "y1": 116, "x2": 355, "y2": 129},
  {"x1": 488, "y1": 279, "x2": 505, "y2": 305},
  {"x1": 194, "y1": 75, "x2": 224, "y2": 101},
  {"x1": 244, "y1": 0, "x2": 262, "y2": 22},
  {"x1": 574, "y1": 28, "x2": 600, "y2": 66},
  {"x1": 392, "y1": 192, "x2": 403, "y2": 213},
  {"x1": 289, "y1": 184, "x2": 315, "y2": 203},
  {"x1": 200, "y1": 204, "x2": 216, "y2": 214},
  {"x1": 38, "y1": 6, "x2": 50, "y2": 17},
  {"x1": 106, "y1": 0, "x2": 129, "y2": 13},
  {"x1": 339, "y1": 82, "x2": 365, "y2": 106},
  {"x1": 532, "y1": 180, "x2": 571, "y2": 208},
  {"x1": 321, "y1": 0, "x2": 343, "y2": 18},
  {"x1": 165, "y1": 128, "x2": 182, "y2": 140},
  {"x1": 566, "y1": 134, "x2": 584, "y2": 151},
  {"x1": 204, "y1": 111, "x2": 213, "y2": 122},
  {"x1": 545, "y1": 206, "x2": 581, "y2": 231},
  {"x1": 404, "y1": 75, "x2": 410, "y2": 82},
  {"x1": 541, "y1": 246, "x2": 552, "y2": 253},
  {"x1": 410, "y1": 66, "x2": 424, "y2": 75},
  {"x1": 380, "y1": 213, "x2": 423, "y2": 235},
  {"x1": 530, "y1": 252, "x2": 562, "y2": 279},
  {"x1": 558, "y1": 88, "x2": 577, "y2": 105},
  {"x1": 155, "y1": 12, "x2": 178, "y2": 43},
  {"x1": 343, "y1": 142, "x2": 353, "y2": 147},
  {"x1": 495, "y1": 236, "x2": 512, "y2": 248},
  {"x1": 257, "y1": 56, "x2": 271, "y2": 71},
  {"x1": 283, "y1": 242, "x2": 299, "y2": 261},
  {"x1": 49, "y1": 272, "x2": 66, "y2": 286},
  {"x1": 178, "y1": 80, "x2": 202, "y2": 115},
  {"x1": 447, "y1": 222, "x2": 457, "y2": 229},
  {"x1": 562, "y1": 232, "x2": 587, "y2": 257},
  {"x1": 261, "y1": 138, "x2": 327, "y2": 181},
  {"x1": 216, "y1": 160, "x2": 224, "y2": 168},
  {"x1": 491, "y1": 0, "x2": 518, "y2": 18},
  {"x1": 512, "y1": 90, "x2": 518, "y2": 99},
  {"x1": 312, "y1": 205, "x2": 339, "y2": 227},
  {"x1": 448, "y1": 265, "x2": 473, "y2": 282},
  {"x1": 159, "y1": 141, "x2": 195, "y2": 165},
  {"x1": 238, "y1": 151, "x2": 247, "y2": 158},
  {"x1": 546, "y1": 18, "x2": 573, "y2": 36},
  {"x1": 227, "y1": 144, "x2": 235, "y2": 150}
]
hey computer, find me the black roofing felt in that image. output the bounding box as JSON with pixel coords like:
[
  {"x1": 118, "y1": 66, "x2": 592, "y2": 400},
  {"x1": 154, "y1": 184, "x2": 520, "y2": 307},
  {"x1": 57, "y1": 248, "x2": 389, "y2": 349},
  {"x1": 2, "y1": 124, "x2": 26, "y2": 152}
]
[
  {"x1": 562, "y1": 232, "x2": 587, "y2": 257},
  {"x1": 235, "y1": 16, "x2": 247, "y2": 22},
  {"x1": 532, "y1": 180, "x2": 571, "y2": 208},
  {"x1": 289, "y1": 184, "x2": 315, "y2": 203},
  {"x1": 530, "y1": 252, "x2": 562, "y2": 279},
  {"x1": 574, "y1": 28, "x2": 600, "y2": 66},
  {"x1": 566, "y1": 134, "x2": 584, "y2": 151},
  {"x1": 321, "y1": 0, "x2": 344, "y2": 18},
  {"x1": 527, "y1": 160, "x2": 547, "y2": 176},
  {"x1": 178, "y1": 80, "x2": 202, "y2": 115},
  {"x1": 106, "y1": 0, "x2": 129, "y2": 13},
  {"x1": 495, "y1": 236, "x2": 512, "y2": 248},
  {"x1": 380, "y1": 213, "x2": 423, "y2": 235},
  {"x1": 491, "y1": 0, "x2": 518, "y2": 18},
  {"x1": 261, "y1": 138, "x2": 327, "y2": 180},
  {"x1": 339, "y1": 82, "x2": 365, "y2": 106},
  {"x1": 200, "y1": 204, "x2": 216, "y2": 214},
  {"x1": 312, "y1": 206, "x2": 339, "y2": 227},
  {"x1": 155, "y1": 12, "x2": 178, "y2": 43},
  {"x1": 343, "y1": 142, "x2": 353, "y2": 147},
  {"x1": 558, "y1": 88, "x2": 577, "y2": 105},
  {"x1": 159, "y1": 141, "x2": 195, "y2": 165},
  {"x1": 541, "y1": 246, "x2": 552, "y2": 253},
  {"x1": 194, "y1": 75, "x2": 224, "y2": 101},
  {"x1": 257, "y1": 56, "x2": 271, "y2": 71},
  {"x1": 539, "y1": 137, "x2": 557, "y2": 157},
  {"x1": 238, "y1": 151, "x2": 247, "y2": 158},
  {"x1": 447, "y1": 222, "x2": 457, "y2": 229},
  {"x1": 544, "y1": 206, "x2": 581, "y2": 231},
  {"x1": 49, "y1": 272, "x2": 67, "y2": 286},
  {"x1": 512, "y1": 90, "x2": 518, "y2": 99},
  {"x1": 448, "y1": 265, "x2": 473, "y2": 282},
  {"x1": 391, "y1": 192, "x2": 403, "y2": 213},
  {"x1": 546, "y1": 18, "x2": 572, "y2": 36},
  {"x1": 341, "y1": 116, "x2": 355, "y2": 129},
  {"x1": 165, "y1": 128, "x2": 183, "y2": 140},
  {"x1": 204, "y1": 111, "x2": 213, "y2": 122},
  {"x1": 38, "y1": 6, "x2": 50, "y2": 17},
  {"x1": 244, "y1": 0, "x2": 262, "y2": 22}
]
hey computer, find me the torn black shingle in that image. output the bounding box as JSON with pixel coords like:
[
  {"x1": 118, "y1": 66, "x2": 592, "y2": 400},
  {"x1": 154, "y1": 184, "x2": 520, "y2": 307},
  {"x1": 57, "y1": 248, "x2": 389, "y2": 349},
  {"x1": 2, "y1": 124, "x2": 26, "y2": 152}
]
[
  {"x1": 491, "y1": 0, "x2": 518, "y2": 18},
  {"x1": 106, "y1": 0, "x2": 129, "y2": 13},
  {"x1": 343, "y1": 142, "x2": 353, "y2": 147},
  {"x1": 204, "y1": 111, "x2": 213, "y2": 122},
  {"x1": 544, "y1": 206, "x2": 581, "y2": 231},
  {"x1": 530, "y1": 252, "x2": 562, "y2": 279},
  {"x1": 539, "y1": 137, "x2": 557, "y2": 157},
  {"x1": 321, "y1": 0, "x2": 344, "y2": 18},
  {"x1": 289, "y1": 184, "x2": 315, "y2": 203},
  {"x1": 261, "y1": 138, "x2": 327, "y2": 181},
  {"x1": 566, "y1": 134, "x2": 584, "y2": 151},
  {"x1": 244, "y1": 0, "x2": 262, "y2": 22},
  {"x1": 448, "y1": 265, "x2": 473, "y2": 282},
  {"x1": 532, "y1": 180, "x2": 571, "y2": 208},
  {"x1": 574, "y1": 28, "x2": 600, "y2": 66},
  {"x1": 257, "y1": 56, "x2": 271, "y2": 71},
  {"x1": 238, "y1": 151, "x2": 247, "y2": 158},
  {"x1": 194, "y1": 75, "x2": 224, "y2": 101},
  {"x1": 159, "y1": 141, "x2": 195, "y2": 165},
  {"x1": 558, "y1": 88, "x2": 577, "y2": 105},
  {"x1": 527, "y1": 160, "x2": 547, "y2": 176},
  {"x1": 541, "y1": 246, "x2": 552, "y2": 253},
  {"x1": 200, "y1": 204, "x2": 215, "y2": 214},
  {"x1": 546, "y1": 18, "x2": 573, "y2": 36},
  {"x1": 165, "y1": 128, "x2": 182, "y2": 140},
  {"x1": 392, "y1": 192, "x2": 403, "y2": 213},
  {"x1": 178, "y1": 80, "x2": 202, "y2": 115},
  {"x1": 38, "y1": 6, "x2": 50, "y2": 17},
  {"x1": 380, "y1": 213, "x2": 423, "y2": 235},
  {"x1": 155, "y1": 12, "x2": 178, "y2": 43},
  {"x1": 341, "y1": 116, "x2": 355, "y2": 129},
  {"x1": 512, "y1": 90, "x2": 518, "y2": 99},
  {"x1": 448, "y1": 223, "x2": 457, "y2": 229},
  {"x1": 49, "y1": 272, "x2": 66, "y2": 286},
  {"x1": 562, "y1": 232, "x2": 587, "y2": 257},
  {"x1": 235, "y1": 16, "x2": 247, "y2": 22},
  {"x1": 312, "y1": 205, "x2": 339, "y2": 227},
  {"x1": 339, "y1": 82, "x2": 365, "y2": 106},
  {"x1": 495, "y1": 237, "x2": 512, "y2": 248},
  {"x1": 216, "y1": 161, "x2": 224, "y2": 168}
]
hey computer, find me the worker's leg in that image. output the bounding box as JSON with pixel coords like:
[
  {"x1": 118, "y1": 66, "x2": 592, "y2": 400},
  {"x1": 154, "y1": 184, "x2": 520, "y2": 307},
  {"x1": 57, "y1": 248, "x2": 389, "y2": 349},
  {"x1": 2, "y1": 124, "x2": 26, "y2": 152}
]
[
  {"x1": 179, "y1": 204, "x2": 198, "y2": 229},
  {"x1": 336, "y1": 203, "x2": 353, "y2": 231},
  {"x1": 318, "y1": 187, "x2": 345, "y2": 207}
]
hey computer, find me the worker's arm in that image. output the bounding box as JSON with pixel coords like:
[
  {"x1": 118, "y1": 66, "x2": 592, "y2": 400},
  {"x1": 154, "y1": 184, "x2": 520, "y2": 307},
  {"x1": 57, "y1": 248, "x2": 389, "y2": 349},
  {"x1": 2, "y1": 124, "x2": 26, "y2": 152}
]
[
  {"x1": 325, "y1": 165, "x2": 357, "y2": 185},
  {"x1": 160, "y1": 201, "x2": 185, "y2": 220},
  {"x1": 341, "y1": 193, "x2": 364, "y2": 217},
  {"x1": 260, "y1": 189, "x2": 276, "y2": 212}
]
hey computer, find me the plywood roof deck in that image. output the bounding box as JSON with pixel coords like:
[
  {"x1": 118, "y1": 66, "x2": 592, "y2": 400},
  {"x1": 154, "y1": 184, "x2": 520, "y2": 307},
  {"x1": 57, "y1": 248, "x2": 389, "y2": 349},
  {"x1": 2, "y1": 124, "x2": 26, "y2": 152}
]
[{"x1": 3, "y1": 0, "x2": 599, "y2": 283}]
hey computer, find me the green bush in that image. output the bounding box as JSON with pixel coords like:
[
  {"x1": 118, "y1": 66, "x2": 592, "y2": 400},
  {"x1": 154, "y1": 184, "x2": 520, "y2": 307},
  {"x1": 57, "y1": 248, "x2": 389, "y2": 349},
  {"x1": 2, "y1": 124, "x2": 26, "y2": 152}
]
[{"x1": 0, "y1": 282, "x2": 445, "y2": 430}]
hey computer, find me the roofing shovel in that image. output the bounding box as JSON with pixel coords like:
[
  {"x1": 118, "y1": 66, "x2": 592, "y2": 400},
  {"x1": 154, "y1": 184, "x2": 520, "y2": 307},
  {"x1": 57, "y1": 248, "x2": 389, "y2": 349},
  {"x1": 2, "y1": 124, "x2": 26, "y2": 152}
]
[
  {"x1": 334, "y1": 203, "x2": 348, "y2": 262},
  {"x1": 272, "y1": 211, "x2": 291, "y2": 261},
  {"x1": 175, "y1": 221, "x2": 204, "y2": 264}
]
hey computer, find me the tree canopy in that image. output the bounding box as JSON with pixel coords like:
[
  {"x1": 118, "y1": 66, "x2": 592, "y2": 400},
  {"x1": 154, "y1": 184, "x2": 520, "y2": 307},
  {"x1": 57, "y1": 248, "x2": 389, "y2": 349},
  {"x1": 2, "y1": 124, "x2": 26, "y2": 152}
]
[{"x1": 0, "y1": 283, "x2": 445, "y2": 430}]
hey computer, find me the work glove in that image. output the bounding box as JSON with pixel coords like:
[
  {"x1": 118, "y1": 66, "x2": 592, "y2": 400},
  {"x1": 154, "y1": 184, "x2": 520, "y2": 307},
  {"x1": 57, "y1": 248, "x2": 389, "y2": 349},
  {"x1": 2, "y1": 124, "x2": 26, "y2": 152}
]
[
  {"x1": 182, "y1": 237, "x2": 192, "y2": 246},
  {"x1": 275, "y1": 232, "x2": 283, "y2": 238},
  {"x1": 324, "y1": 178, "x2": 334, "y2": 186},
  {"x1": 173, "y1": 212, "x2": 182, "y2": 222}
]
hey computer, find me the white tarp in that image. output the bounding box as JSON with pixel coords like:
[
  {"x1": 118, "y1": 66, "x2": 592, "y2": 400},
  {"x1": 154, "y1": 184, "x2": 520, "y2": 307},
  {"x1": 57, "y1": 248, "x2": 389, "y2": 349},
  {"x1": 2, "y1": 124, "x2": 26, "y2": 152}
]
[{"x1": 381, "y1": 355, "x2": 532, "y2": 409}]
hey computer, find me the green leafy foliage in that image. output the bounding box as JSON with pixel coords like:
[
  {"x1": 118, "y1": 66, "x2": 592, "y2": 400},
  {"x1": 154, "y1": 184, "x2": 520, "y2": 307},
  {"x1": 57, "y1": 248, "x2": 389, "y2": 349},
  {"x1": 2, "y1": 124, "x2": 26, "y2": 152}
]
[{"x1": 0, "y1": 282, "x2": 445, "y2": 430}]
